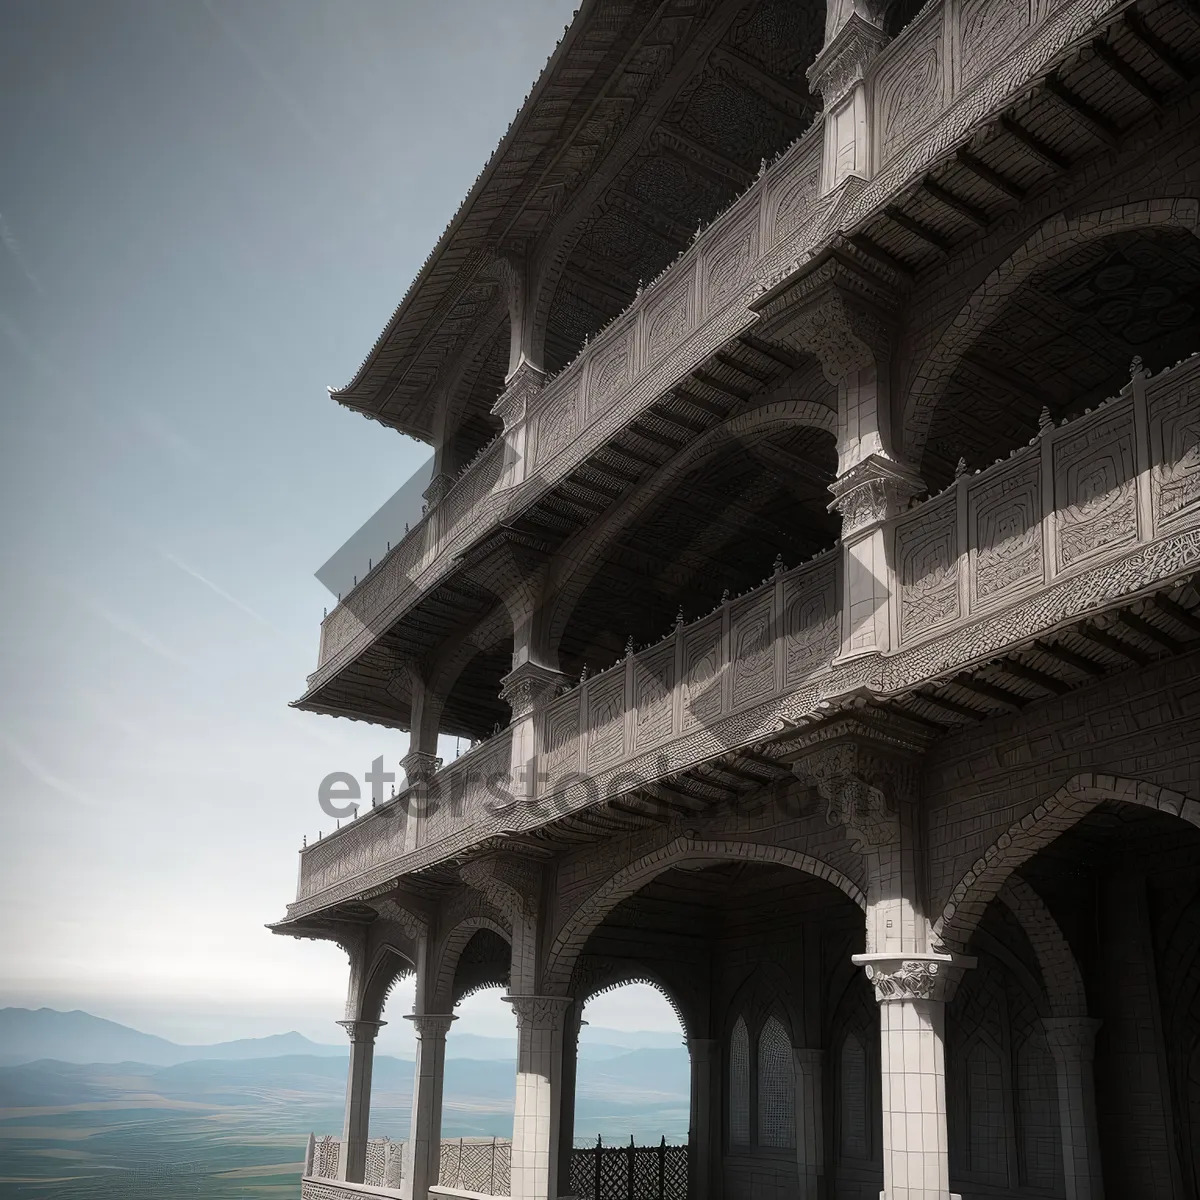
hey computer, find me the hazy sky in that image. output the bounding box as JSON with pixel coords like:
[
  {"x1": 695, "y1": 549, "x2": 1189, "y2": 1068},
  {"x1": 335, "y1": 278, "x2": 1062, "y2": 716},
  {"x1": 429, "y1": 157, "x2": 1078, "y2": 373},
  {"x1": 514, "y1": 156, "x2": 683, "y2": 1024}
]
[{"x1": 0, "y1": 0, "x2": 681, "y2": 1055}]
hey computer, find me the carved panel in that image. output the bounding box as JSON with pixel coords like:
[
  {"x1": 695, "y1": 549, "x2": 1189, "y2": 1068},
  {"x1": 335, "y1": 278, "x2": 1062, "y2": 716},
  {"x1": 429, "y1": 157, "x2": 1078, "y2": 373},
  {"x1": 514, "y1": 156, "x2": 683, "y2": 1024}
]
[
  {"x1": 969, "y1": 456, "x2": 1043, "y2": 609},
  {"x1": 897, "y1": 494, "x2": 960, "y2": 642},
  {"x1": 542, "y1": 693, "x2": 582, "y2": 791},
  {"x1": 730, "y1": 593, "x2": 776, "y2": 710},
  {"x1": 1149, "y1": 373, "x2": 1200, "y2": 535},
  {"x1": 1053, "y1": 404, "x2": 1137, "y2": 571},
  {"x1": 958, "y1": 0, "x2": 1031, "y2": 90},
  {"x1": 769, "y1": 141, "x2": 821, "y2": 246},
  {"x1": 633, "y1": 645, "x2": 675, "y2": 752},
  {"x1": 533, "y1": 382, "x2": 579, "y2": 469},
  {"x1": 783, "y1": 561, "x2": 839, "y2": 683},
  {"x1": 584, "y1": 671, "x2": 626, "y2": 773},
  {"x1": 681, "y1": 614, "x2": 725, "y2": 732},
  {"x1": 641, "y1": 268, "x2": 695, "y2": 366},
  {"x1": 876, "y1": 6, "x2": 944, "y2": 165},
  {"x1": 703, "y1": 219, "x2": 756, "y2": 318},
  {"x1": 585, "y1": 330, "x2": 632, "y2": 421}
]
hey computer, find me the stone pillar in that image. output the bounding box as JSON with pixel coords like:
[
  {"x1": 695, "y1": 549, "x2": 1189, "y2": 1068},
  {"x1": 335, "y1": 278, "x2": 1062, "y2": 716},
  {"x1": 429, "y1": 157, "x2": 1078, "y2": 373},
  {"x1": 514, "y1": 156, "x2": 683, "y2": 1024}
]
[
  {"x1": 492, "y1": 360, "x2": 547, "y2": 491},
  {"x1": 401, "y1": 747, "x2": 443, "y2": 853},
  {"x1": 506, "y1": 994, "x2": 574, "y2": 1200},
  {"x1": 686, "y1": 1037, "x2": 718, "y2": 1200},
  {"x1": 499, "y1": 660, "x2": 567, "y2": 807},
  {"x1": 556, "y1": 1008, "x2": 584, "y2": 1198},
  {"x1": 852, "y1": 955, "x2": 969, "y2": 1200},
  {"x1": 401, "y1": 1013, "x2": 455, "y2": 1200},
  {"x1": 793, "y1": 1047, "x2": 824, "y2": 1199},
  {"x1": 336, "y1": 1018, "x2": 385, "y2": 1184},
  {"x1": 1041, "y1": 1018, "x2": 1104, "y2": 1200}
]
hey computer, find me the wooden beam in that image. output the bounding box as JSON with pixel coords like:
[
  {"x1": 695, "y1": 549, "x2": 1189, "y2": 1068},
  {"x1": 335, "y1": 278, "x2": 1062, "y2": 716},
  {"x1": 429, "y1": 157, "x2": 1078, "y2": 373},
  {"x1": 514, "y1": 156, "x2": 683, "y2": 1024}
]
[
  {"x1": 1123, "y1": 12, "x2": 1191, "y2": 81},
  {"x1": 609, "y1": 441, "x2": 665, "y2": 470},
  {"x1": 1092, "y1": 39, "x2": 1163, "y2": 106},
  {"x1": 848, "y1": 232, "x2": 914, "y2": 276},
  {"x1": 920, "y1": 177, "x2": 990, "y2": 228},
  {"x1": 1116, "y1": 611, "x2": 1182, "y2": 654},
  {"x1": 884, "y1": 205, "x2": 953, "y2": 252},
  {"x1": 999, "y1": 116, "x2": 1070, "y2": 171},
  {"x1": 953, "y1": 675, "x2": 1028, "y2": 709},
  {"x1": 1078, "y1": 623, "x2": 1150, "y2": 666},
  {"x1": 1043, "y1": 76, "x2": 1120, "y2": 145},
  {"x1": 1153, "y1": 593, "x2": 1200, "y2": 635},
  {"x1": 1033, "y1": 639, "x2": 1106, "y2": 676},
  {"x1": 649, "y1": 405, "x2": 708, "y2": 436},
  {"x1": 738, "y1": 334, "x2": 803, "y2": 370},
  {"x1": 692, "y1": 370, "x2": 754, "y2": 401},
  {"x1": 996, "y1": 658, "x2": 1072, "y2": 695},
  {"x1": 915, "y1": 689, "x2": 986, "y2": 720},
  {"x1": 714, "y1": 351, "x2": 773, "y2": 384},
  {"x1": 628, "y1": 422, "x2": 687, "y2": 450},
  {"x1": 674, "y1": 388, "x2": 732, "y2": 420},
  {"x1": 955, "y1": 149, "x2": 1026, "y2": 199}
]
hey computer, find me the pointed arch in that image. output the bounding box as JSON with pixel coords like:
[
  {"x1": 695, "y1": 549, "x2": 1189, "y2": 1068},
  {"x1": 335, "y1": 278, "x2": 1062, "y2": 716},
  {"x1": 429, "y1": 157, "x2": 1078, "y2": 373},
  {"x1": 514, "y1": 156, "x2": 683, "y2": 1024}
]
[
  {"x1": 432, "y1": 915, "x2": 512, "y2": 1012},
  {"x1": 935, "y1": 773, "x2": 1200, "y2": 954},
  {"x1": 543, "y1": 835, "x2": 866, "y2": 993},
  {"x1": 997, "y1": 874, "x2": 1086, "y2": 1018},
  {"x1": 901, "y1": 198, "x2": 1200, "y2": 464}
]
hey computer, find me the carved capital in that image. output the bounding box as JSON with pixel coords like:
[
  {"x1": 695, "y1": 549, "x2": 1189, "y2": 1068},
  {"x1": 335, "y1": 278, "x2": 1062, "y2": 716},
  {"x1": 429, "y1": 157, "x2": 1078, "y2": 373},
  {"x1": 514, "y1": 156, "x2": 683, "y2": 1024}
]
[
  {"x1": 404, "y1": 1012, "x2": 457, "y2": 1041},
  {"x1": 852, "y1": 952, "x2": 974, "y2": 1003},
  {"x1": 503, "y1": 994, "x2": 573, "y2": 1032},
  {"x1": 422, "y1": 472, "x2": 454, "y2": 509},
  {"x1": 491, "y1": 358, "x2": 546, "y2": 430},
  {"x1": 499, "y1": 661, "x2": 567, "y2": 720},
  {"x1": 808, "y1": 13, "x2": 888, "y2": 106},
  {"x1": 460, "y1": 854, "x2": 542, "y2": 922},
  {"x1": 401, "y1": 749, "x2": 443, "y2": 787},
  {"x1": 827, "y1": 453, "x2": 924, "y2": 534},
  {"x1": 337, "y1": 1018, "x2": 386, "y2": 1043},
  {"x1": 789, "y1": 714, "x2": 927, "y2": 854}
]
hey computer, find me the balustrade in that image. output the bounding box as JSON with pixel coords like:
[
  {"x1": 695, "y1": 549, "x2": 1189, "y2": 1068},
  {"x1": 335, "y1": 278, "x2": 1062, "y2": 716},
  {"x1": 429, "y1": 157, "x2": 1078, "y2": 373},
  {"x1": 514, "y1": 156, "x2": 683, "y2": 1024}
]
[{"x1": 309, "y1": 0, "x2": 1112, "y2": 688}]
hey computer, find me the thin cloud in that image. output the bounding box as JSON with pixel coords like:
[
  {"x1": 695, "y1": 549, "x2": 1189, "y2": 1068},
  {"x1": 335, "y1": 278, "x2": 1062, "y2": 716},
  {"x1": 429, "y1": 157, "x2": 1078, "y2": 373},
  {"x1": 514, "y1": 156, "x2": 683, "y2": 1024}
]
[
  {"x1": 83, "y1": 598, "x2": 192, "y2": 669},
  {"x1": 0, "y1": 211, "x2": 45, "y2": 296},
  {"x1": 0, "y1": 733, "x2": 97, "y2": 807}
]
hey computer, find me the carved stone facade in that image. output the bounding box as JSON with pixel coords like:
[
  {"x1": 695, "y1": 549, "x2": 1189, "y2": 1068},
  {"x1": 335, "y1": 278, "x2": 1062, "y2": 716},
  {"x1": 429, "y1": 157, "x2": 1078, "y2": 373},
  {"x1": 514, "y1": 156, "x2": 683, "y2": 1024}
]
[{"x1": 278, "y1": 1, "x2": 1200, "y2": 1197}]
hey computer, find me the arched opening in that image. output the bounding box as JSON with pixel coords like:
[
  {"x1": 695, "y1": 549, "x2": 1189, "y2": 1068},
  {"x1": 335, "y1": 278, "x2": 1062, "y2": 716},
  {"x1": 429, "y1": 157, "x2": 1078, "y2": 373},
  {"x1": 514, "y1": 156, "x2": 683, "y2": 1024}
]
[
  {"x1": 433, "y1": 634, "x2": 515, "y2": 742},
  {"x1": 939, "y1": 794, "x2": 1200, "y2": 1198},
  {"x1": 549, "y1": 417, "x2": 839, "y2": 677},
  {"x1": 549, "y1": 842, "x2": 870, "y2": 1198},
  {"x1": 908, "y1": 220, "x2": 1200, "y2": 491}
]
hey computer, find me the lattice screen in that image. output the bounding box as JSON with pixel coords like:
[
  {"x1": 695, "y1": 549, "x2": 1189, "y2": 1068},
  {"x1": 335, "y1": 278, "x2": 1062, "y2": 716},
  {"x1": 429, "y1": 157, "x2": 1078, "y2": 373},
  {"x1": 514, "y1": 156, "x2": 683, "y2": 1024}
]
[
  {"x1": 756, "y1": 1015, "x2": 796, "y2": 1149},
  {"x1": 730, "y1": 1016, "x2": 750, "y2": 1146}
]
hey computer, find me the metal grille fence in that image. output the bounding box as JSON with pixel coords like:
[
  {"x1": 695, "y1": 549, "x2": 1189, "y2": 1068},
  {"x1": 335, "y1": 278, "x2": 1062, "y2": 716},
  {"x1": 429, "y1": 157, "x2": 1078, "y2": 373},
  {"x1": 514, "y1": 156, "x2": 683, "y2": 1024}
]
[{"x1": 569, "y1": 1137, "x2": 688, "y2": 1200}]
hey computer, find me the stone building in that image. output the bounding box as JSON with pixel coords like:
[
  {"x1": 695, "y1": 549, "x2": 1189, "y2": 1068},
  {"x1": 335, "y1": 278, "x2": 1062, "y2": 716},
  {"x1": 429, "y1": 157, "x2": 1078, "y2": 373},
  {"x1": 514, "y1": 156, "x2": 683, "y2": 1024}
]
[{"x1": 274, "y1": 0, "x2": 1200, "y2": 1197}]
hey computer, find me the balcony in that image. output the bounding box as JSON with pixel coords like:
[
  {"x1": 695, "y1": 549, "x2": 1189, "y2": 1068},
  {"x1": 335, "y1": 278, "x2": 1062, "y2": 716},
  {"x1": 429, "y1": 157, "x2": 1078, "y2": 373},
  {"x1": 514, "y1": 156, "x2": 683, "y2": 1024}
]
[
  {"x1": 289, "y1": 354, "x2": 1200, "y2": 919},
  {"x1": 306, "y1": 0, "x2": 1123, "y2": 698}
]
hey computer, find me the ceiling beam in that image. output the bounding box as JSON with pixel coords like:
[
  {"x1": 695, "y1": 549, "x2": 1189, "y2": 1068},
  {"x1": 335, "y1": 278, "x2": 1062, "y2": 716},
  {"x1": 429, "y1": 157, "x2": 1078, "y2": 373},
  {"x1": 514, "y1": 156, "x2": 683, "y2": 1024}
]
[
  {"x1": 848, "y1": 232, "x2": 914, "y2": 276},
  {"x1": 1091, "y1": 39, "x2": 1163, "y2": 106},
  {"x1": 920, "y1": 177, "x2": 990, "y2": 228},
  {"x1": 955, "y1": 149, "x2": 1025, "y2": 199},
  {"x1": 999, "y1": 116, "x2": 1070, "y2": 171},
  {"x1": 953, "y1": 675, "x2": 1028, "y2": 709},
  {"x1": 1124, "y1": 10, "x2": 1192, "y2": 78},
  {"x1": 1043, "y1": 76, "x2": 1120, "y2": 145},
  {"x1": 1116, "y1": 611, "x2": 1181, "y2": 654},
  {"x1": 1078, "y1": 622, "x2": 1150, "y2": 666},
  {"x1": 995, "y1": 658, "x2": 1072, "y2": 695},
  {"x1": 884, "y1": 205, "x2": 953, "y2": 252},
  {"x1": 915, "y1": 689, "x2": 986, "y2": 720},
  {"x1": 1032, "y1": 638, "x2": 1105, "y2": 676},
  {"x1": 1153, "y1": 593, "x2": 1200, "y2": 635}
]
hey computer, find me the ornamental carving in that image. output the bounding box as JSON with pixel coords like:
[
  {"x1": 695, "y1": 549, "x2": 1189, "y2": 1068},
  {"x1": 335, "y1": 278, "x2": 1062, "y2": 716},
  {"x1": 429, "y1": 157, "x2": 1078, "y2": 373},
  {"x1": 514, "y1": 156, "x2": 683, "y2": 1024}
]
[
  {"x1": 405, "y1": 1013, "x2": 456, "y2": 1040},
  {"x1": 1054, "y1": 407, "x2": 1137, "y2": 570},
  {"x1": 401, "y1": 749, "x2": 442, "y2": 787},
  {"x1": 681, "y1": 617, "x2": 724, "y2": 731},
  {"x1": 877, "y1": 15, "x2": 943, "y2": 163},
  {"x1": 644, "y1": 282, "x2": 692, "y2": 362},
  {"x1": 542, "y1": 696, "x2": 582, "y2": 789},
  {"x1": 866, "y1": 959, "x2": 940, "y2": 1001},
  {"x1": 970, "y1": 459, "x2": 1043, "y2": 605},
  {"x1": 793, "y1": 743, "x2": 901, "y2": 853},
  {"x1": 634, "y1": 647, "x2": 675, "y2": 751},
  {"x1": 959, "y1": 0, "x2": 1031, "y2": 89},
  {"x1": 731, "y1": 596, "x2": 775, "y2": 709},
  {"x1": 896, "y1": 496, "x2": 960, "y2": 642},
  {"x1": 534, "y1": 389, "x2": 577, "y2": 469},
  {"x1": 460, "y1": 855, "x2": 542, "y2": 922},
  {"x1": 586, "y1": 672, "x2": 627, "y2": 771},
  {"x1": 705, "y1": 228, "x2": 754, "y2": 314},
  {"x1": 783, "y1": 291, "x2": 889, "y2": 385},
  {"x1": 587, "y1": 333, "x2": 632, "y2": 418},
  {"x1": 499, "y1": 662, "x2": 567, "y2": 721},
  {"x1": 491, "y1": 359, "x2": 546, "y2": 430},
  {"x1": 783, "y1": 564, "x2": 839, "y2": 682},
  {"x1": 1150, "y1": 377, "x2": 1200, "y2": 533},
  {"x1": 504, "y1": 994, "x2": 573, "y2": 1032},
  {"x1": 806, "y1": 14, "x2": 888, "y2": 106},
  {"x1": 370, "y1": 898, "x2": 429, "y2": 942},
  {"x1": 828, "y1": 455, "x2": 925, "y2": 534}
]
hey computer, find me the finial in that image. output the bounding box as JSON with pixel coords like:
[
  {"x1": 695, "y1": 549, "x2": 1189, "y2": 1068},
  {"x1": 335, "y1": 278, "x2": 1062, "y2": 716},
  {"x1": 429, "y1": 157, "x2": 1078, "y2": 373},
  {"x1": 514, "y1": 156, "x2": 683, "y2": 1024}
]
[
  {"x1": 773, "y1": 553, "x2": 784, "y2": 575},
  {"x1": 1130, "y1": 354, "x2": 1145, "y2": 378},
  {"x1": 954, "y1": 457, "x2": 967, "y2": 479},
  {"x1": 721, "y1": 588, "x2": 730, "y2": 604},
  {"x1": 676, "y1": 606, "x2": 685, "y2": 627},
  {"x1": 302, "y1": 834, "x2": 306, "y2": 847},
  {"x1": 580, "y1": 663, "x2": 590, "y2": 681},
  {"x1": 757, "y1": 157, "x2": 768, "y2": 178},
  {"x1": 1038, "y1": 406, "x2": 1054, "y2": 436},
  {"x1": 625, "y1": 635, "x2": 635, "y2": 658}
]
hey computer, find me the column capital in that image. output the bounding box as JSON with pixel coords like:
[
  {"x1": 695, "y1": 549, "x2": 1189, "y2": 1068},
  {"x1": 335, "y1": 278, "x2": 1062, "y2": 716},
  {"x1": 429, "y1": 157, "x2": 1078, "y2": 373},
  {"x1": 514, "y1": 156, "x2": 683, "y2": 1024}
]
[
  {"x1": 404, "y1": 1013, "x2": 457, "y2": 1041},
  {"x1": 828, "y1": 453, "x2": 924, "y2": 535},
  {"x1": 853, "y1": 952, "x2": 976, "y2": 1003},
  {"x1": 337, "y1": 1018, "x2": 386, "y2": 1044},
  {"x1": 401, "y1": 749, "x2": 443, "y2": 786},
  {"x1": 499, "y1": 660, "x2": 568, "y2": 720},
  {"x1": 491, "y1": 357, "x2": 546, "y2": 430},
  {"x1": 807, "y1": 12, "x2": 888, "y2": 107},
  {"x1": 686, "y1": 1036, "x2": 718, "y2": 1059},
  {"x1": 503, "y1": 993, "x2": 573, "y2": 1031}
]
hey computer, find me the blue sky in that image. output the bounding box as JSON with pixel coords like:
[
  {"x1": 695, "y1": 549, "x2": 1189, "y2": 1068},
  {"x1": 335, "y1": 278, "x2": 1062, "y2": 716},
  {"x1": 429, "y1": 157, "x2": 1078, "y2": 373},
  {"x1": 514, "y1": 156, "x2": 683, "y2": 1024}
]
[{"x1": 0, "y1": 0, "x2": 679, "y2": 1055}]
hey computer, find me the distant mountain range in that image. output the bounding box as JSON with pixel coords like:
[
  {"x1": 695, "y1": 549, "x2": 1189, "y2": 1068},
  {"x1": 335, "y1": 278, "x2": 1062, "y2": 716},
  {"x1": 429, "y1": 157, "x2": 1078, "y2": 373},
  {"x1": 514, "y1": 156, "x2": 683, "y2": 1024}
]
[{"x1": 0, "y1": 1007, "x2": 684, "y2": 1068}]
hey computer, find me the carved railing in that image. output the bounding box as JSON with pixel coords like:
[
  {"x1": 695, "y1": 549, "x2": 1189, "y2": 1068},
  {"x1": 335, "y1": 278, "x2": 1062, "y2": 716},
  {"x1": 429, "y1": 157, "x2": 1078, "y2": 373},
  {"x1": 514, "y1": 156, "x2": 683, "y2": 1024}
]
[
  {"x1": 296, "y1": 730, "x2": 512, "y2": 902},
  {"x1": 289, "y1": 353, "x2": 1200, "y2": 918},
  {"x1": 302, "y1": 1134, "x2": 511, "y2": 1198},
  {"x1": 890, "y1": 355, "x2": 1200, "y2": 653},
  {"x1": 308, "y1": 0, "x2": 1119, "y2": 686}
]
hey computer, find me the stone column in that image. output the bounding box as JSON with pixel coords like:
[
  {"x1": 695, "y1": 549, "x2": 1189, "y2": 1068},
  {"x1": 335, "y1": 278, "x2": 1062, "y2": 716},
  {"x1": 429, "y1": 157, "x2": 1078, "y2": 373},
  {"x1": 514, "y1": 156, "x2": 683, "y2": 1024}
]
[
  {"x1": 556, "y1": 1008, "x2": 584, "y2": 1198},
  {"x1": 851, "y1": 956, "x2": 969, "y2": 1200},
  {"x1": 336, "y1": 1018, "x2": 385, "y2": 1184},
  {"x1": 506, "y1": 994, "x2": 574, "y2": 1200},
  {"x1": 1041, "y1": 1017, "x2": 1104, "y2": 1200},
  {"x1": 401, "y1": 1013, "x2": 456, "y2": 1200},
  {"x1": 686, "y1": 1037, "x2": 718, "y2": 1200},
  {"x1": 793, "y1": 1047, "x2": 824, "y2": 1199}
]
